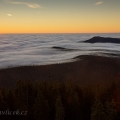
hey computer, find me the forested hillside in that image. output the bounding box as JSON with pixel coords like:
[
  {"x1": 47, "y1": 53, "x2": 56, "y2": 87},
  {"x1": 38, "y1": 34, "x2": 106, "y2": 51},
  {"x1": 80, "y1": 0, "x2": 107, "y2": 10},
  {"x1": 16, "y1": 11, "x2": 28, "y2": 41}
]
[{"x1": 0, "y1": 79, "x2": 120, "y2": 120}]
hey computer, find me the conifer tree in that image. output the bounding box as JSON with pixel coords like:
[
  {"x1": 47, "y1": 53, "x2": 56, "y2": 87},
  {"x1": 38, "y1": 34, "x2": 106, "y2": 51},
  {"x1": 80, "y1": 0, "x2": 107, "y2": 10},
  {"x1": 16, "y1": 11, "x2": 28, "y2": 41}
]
[
  {"x1": 55, "y1": 95, "x2": 64, "y2": 120},
  {"x1": 34, "y1": 89, "x2": 49, "y2": 120},
  {"x1": 71, "y1": 91, "x2": 83, "y2": 120},
  {"x1": 0, "y1": 93, "x2": 6, "y2": 110},
  {"x1": 90, "y1": 94, "x2": 107, "y2": 120},
  {"x1": 65, "y1": 81, "x2": 83, "y2": 120},
  {"x1": 15, "y1": 80, "x2": 27, "y2": 109},
  {"x1": 6, "y1": 89, "x2": 15, "y2": 110},
  {"x1": 106, "y1": 100, "x2": 117, "y2": 120},
  {"x1": 1, "y1": 87, "x2": 7, "y2": 102}
]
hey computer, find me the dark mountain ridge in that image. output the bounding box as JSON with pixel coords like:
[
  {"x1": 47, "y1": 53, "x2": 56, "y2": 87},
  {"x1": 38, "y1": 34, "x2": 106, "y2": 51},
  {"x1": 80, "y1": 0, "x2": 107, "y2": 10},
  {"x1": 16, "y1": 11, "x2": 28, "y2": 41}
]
[{"x1": 84, "y1": 36, "x2": 120, "y2": 43}]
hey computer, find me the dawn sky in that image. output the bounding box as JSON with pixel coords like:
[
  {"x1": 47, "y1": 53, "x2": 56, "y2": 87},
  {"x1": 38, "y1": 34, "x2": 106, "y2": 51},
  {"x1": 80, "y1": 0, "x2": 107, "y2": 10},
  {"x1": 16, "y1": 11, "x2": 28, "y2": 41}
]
[{"x1": 0, "y1": 0, "x2": 120, "y2": 33}]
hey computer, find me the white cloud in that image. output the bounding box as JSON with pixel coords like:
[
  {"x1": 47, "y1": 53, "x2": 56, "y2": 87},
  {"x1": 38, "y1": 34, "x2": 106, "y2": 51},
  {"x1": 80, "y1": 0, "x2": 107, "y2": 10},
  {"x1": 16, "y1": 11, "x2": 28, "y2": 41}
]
[
  {"x1": 95, "y1": 1, "x2": 103, "y2": 5},
  {"x1": 10, "y1": 1, "x2": 40, "y2": 8},
  {"x1": 7, "y1": 14, "x2": 12, "y2": 16},
  {"x1": 27, "y1": 3, "x2": 40, "y2": 8}
]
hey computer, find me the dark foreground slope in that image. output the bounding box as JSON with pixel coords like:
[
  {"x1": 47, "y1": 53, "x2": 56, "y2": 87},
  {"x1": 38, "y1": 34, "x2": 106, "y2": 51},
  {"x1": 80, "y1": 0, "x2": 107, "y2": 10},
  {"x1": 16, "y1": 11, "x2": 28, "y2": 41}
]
[
  {"x1": 84, "y1": 36, "x2": 120, "y2": 43},
  {"x1": 1, "y1": 55, "x2": 120, "y2": 120},
  {"x1": 0, "y1": 55, "x2": 120, "y2": 88}
]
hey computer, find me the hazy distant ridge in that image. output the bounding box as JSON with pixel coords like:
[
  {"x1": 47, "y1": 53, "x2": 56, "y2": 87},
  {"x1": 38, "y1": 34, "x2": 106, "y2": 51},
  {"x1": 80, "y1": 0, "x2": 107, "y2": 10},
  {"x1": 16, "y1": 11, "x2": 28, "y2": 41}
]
[{"x1": 84, "y1": 36, "x2": 120, "y2": 43}]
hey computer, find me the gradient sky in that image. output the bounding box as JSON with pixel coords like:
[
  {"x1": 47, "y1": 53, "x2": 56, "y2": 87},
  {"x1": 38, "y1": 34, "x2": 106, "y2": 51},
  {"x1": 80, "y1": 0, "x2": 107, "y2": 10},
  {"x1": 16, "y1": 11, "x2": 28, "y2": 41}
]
[{"x1": 0, "y1": 0, "x2": 120, "y2": 33}]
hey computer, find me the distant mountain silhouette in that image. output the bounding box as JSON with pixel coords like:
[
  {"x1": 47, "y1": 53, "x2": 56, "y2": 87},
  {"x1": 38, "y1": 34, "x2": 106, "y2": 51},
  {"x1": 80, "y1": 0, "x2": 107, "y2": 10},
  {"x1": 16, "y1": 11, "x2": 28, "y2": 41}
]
[{"x1": 84, "y1": 36, "x2": 120, "y2": 44}]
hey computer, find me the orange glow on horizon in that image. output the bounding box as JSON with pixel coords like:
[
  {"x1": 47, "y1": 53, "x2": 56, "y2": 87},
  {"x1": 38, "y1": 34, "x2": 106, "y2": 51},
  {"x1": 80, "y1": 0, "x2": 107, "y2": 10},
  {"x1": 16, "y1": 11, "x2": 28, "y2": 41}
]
[
  {"x1": 0, "y1": 28, "x2": 120, "y2": 34},
  {"x1": 1, "y1": 0, "x2": 120, "y2": 34},
  {"x1": 1, "y1": 23, "x2": 120, "y2": 34},
  {"x1": 0, "y1": 16, "x2": 120, "y2": 34}
]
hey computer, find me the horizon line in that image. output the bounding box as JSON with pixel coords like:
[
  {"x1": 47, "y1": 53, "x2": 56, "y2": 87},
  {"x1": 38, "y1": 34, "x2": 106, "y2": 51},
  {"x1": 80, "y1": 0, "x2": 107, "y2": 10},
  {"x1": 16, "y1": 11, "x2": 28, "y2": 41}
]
[{"x1": 0, "y1": 32, "x2": 120, "y2": 34}]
